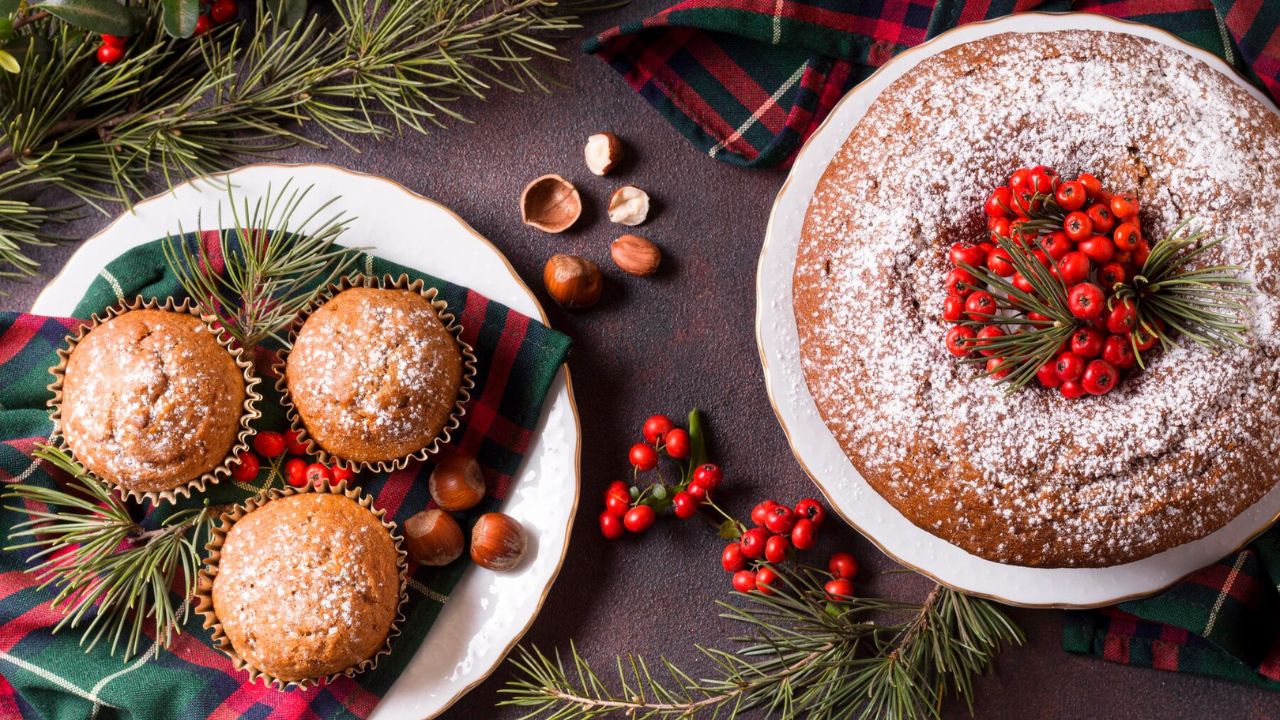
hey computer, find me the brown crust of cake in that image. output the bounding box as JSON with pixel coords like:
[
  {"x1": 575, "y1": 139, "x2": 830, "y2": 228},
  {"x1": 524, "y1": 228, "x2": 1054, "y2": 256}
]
[
  {"x1": 57, "y1": 307, "x2": 247, "y2": 494},
  {"x1": 794, "y1": 30, "x2": 1280, "y2": 567}
]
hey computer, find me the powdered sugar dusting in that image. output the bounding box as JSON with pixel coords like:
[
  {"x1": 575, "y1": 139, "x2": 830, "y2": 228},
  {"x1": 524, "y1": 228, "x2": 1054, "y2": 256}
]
[{"x1": 794, "y1": 30, "x2": 1280, "y2": 567}]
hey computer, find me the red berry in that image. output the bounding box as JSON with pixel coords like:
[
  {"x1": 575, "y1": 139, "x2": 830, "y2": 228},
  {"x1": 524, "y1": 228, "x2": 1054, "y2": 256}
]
[
  {"x1": 1012, "y1": 271, "x2": 1034, "y2": 294},
  {"x1": 599, "y1": 511, "x2": 625, "y2": 539},
  {"x1": 331, "y1": 465, "x2": 354, "y2": 484},
  {"x1": 685, "y1": 482, "x2": 708, "y2": 502},
  {"x1": 764, "y1": 505, "x2": 796, "y2": 535},
  {"x1": 943, "y1": 268, "x2": 978, "y2": 297},
  {"x1": 1086, "y1": 203, "x2": 1115, "y2": 234},
  {"x1": 1078, "y1": 235, "x2": 1115, "y2": 264},
  {"x1": 1029, "y1": 167, "x2": 1056, "y2": 193},
  {"x1": 1067, "y1": 283, "x2": 1105, "y2": 320},
  {"x1": 1027, "y1": 312, "x2": 1052, "y2": 326},
  {"x1": 988, "y1": 248, "x2": 1015, "y2": 277},
  {"x1": 722, "y1": 543, "x2": 746, "y2": 572},
  {"x1": 672, "y1": 492, "x2": 698, "y2": 519},
  {"x1": 606, "y1": 480, "x2": 629, "y2": 496},
  {"x1": 253, "y1": 431, "x2": 286, "y2": 458},
  {"x1": 642, "y1": 414, "x2": 674, "y2": 443},
  {"x1": 1055, "y1": 351, "x2": 1085, "y2": 382},
  {"x1": 605, "y1": 490, "x2": 630, "y2": 517},
  {"x1": 1057, "y1": 252, "x2": 1091, "y2": 286},
  {"x1": 1133, "y1": 239, "x2": 1151, "y2": 267},
  {"x1": 1071, "y1": 327, "x2": 1104, "y2": 358},
  {"x1": 1106, "y1": 299, "x2": 1138, "y2": 335},
  {"x1": 305, "y1": 462, "x2": 333, "y2": 486},
  {"x1": 794, "y1": 498, "x2": 825, "y2": 526},
  {"x1": 740, "y1": 528, "x2": 770, "y2": 559},
  {"x1": 732, "y1": 570, "x2": 757, "y2": 593},
  {"x1": 285, "y1": 457, "x2": 307, "y2": 487},
  {"x1": 1110, "y1": 193, "x2": 1139, "y2": 220},
  {"x1": 751, "y1": 500, "x2": 777, "y2": 527},
  {"x1": 985, "y1": 187, "x2": 1012, "y2": 217},
  {"x1": 210, "y1": 0, "x2": 237, "y2": 23},
  {"x1": 828, "y1": 552, "x2": 858, "y2": 579},
  {"x1": 96, "y1": 44, "x2": 124, "y2": 64},
  {"x1": 1133, "y1": 322, "x2": 1161, "y2": 352},
  {"x1": 231, "y1": 451, "x2": 260, "y2": 482},
  {"x1": 194, "y1": 14, "x2": 211, "y2": 35},
  {"x1": 975, "y1": 325, "x2": 1004, "y2": 357},
  {"x1": 1041, "y1": 231, "x2": 1071, "y2": 261},
  {"x1": 949, "y1": 242, "x2": 987, "y2": 269},
  {"x1": 284, "y1": 429, "x2": 308, "y2": 455},
  {"x1": 1037, "y1": 361, "x2": 1062, "y2": 388},
  {"x1": 989, "y1": 217, "x2": 1012, "y2": 243},
  {"x1": 1082, "y1": 359, "x2": 1119, "y2": 395},
  {"x1": 1113, "y1": 222, "x2": 1141, "y2": 252},
  {"x1": 1078, "y1": 173, "x2": 1102, "y2": 198},
  {"x1": 629, "y1": 443, "x2": 658, "y2": 470},
  {"x1": 623, "y1": 505, "x2": 656, "y2": 533},
  {"x1": 1102, "y1": 335, "x2": 1136, "y2": 369},
  {"x1": 824, "y1": 578, "x2": 855, "y2": 601},
  {"x1": 1098, "y1": 262, "x2": 1127, "y2": 288},
  {"x1": 1009, "y1": 168, "x2": 1033, "y2": 193},
  {"x1": 663, "y1": 428, "x2": 690, "y2": 459},
  {"x1": 964, "y1": 291, "x2": 997, "y2": 320},
  {"x1": 986, "y1": 356, "x2": 1010, "y2": 380},
  {"x1": 945, "y1": 326, "x2": 976, "y2": 357},
  {"x1": 1055, "y1": 180, "x2": 1087, "y2": 212},
  {"x1": 1063, "y1": 211, "x2": 1092, "y2": 242},
  {"x1": 791, "y1": 518, "x2": 817, "y2": 550},
  {"x1": 755, "y1": 566, "x2": 779, "y2": 595},
  {"x1": 1059, "y1": 379, "x2": 1086, "y2": 399},
  {"x1": 764, "y1": 534, "x2": 790, "y2": 563},
  {"x1": 942, "y1": 295, "x2": 964, "y2": 323},
  {"x1": 101, "y1": 34, "x2": 127, "y2": 47},
  {"x1": 692, "y1": 463, "x2": 722, "y2": 490}
]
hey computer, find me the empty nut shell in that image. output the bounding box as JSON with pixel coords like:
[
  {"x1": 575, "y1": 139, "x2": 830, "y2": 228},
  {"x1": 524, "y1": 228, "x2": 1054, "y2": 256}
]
[
  {"x1": 470, "y1": 512, "x2": 527, "y2": 571},
  {"x1": 520, "y1": 174, "x2": 582, "y2": 233},
  {"x1": 404, "y1": 509, "x2": 465, "y2": 567},
  {"x1": 610, "y1": 234, "x2": 661, "y2": 276}
]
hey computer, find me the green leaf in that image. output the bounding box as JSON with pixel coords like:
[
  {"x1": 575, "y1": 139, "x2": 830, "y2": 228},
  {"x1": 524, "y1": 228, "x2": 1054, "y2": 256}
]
[
  {"x1": 0, "y1": 49, "x2": 17, "y2": 73},
  {"x1": 0, "y1": 17, "x2": 12, "y2": 42},
  {"x1": 160, "y1": 0, "x2": 197, "y2": 38},
  {"x1": 0, "y1": 0, "x2": 21, "y2": 16},
  {"x1": 718, "y1": 518, "x2": 740, "y2": 540},
  {"x1": 266, "y1": 0, "x2": 306, "y2": 26},
  {"x1": 34, "y1": 0, "x2": 139, "y2": 35}
]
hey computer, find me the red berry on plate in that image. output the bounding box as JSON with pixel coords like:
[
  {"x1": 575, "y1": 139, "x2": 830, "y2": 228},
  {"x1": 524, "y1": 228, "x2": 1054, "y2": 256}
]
[
  {"x1": 942, "y1": 295, "x2": 964, "y2": 323},
  {"x1": 1098, "y1": 262, "x2": 1127, "y2": 288},
  {"x1": 1063, "y1": 211, "x2": 1092, "y2": 242},
  {"x1": 985, "y1": 187, "x2": 1012, "y2": 217},
  {"x1": 945, "y1": 326, "x2": 976, "y2": 357},
  {"x1": 629, "y1": 443, "x2": 658, "y2": 470},
  {"x1": 210, "y1": 0, "x2": 237, "y2": 23},
  {"x1": 986, "y1": 356, "x2": 1009, "y2": 379},
  {"x1": 663, "y1": 428, "x2": 690, "y2": 459},
  {"x1": 1078, "y1": 235, "x2": 1115, "y2": 264},
  {"x1": 1071, "y1": 327, "x2": 1104, "y2": 358},
  {"x1": 722, "y1": 543, "x2": 746, "y2": 572},
  {"x1": 794, "y1": 498, "x2": 825, "y2": 526},
  {"x1": 1009, "y1": 168, "x2": 1033, "y2": 193},
  {"x1": 1055, "y1": 351, "x2": 1086, "y2": 382},
  {"x1": 692, "y1": 463, "x2": 722, "y2": 490},
  {"x1": 755, "y1": 566, "x2": 779, "y2": 595},
  {"x1": 1055, "y1": 180, "x2": 1087, "y2": 212},
  {"x1": 1059, "y1": 379, "x2": 1086, "y2": 399},
  {"x1": 824, "y1": 578, "x2": 855, "y2": 601},
  {"x1": 949, "y1": 242, "x2": 987, "y2": 269},
  {"x1": 623, "y1": 505, "x2": 656, "y2": 533},
  {"x1": 331, "y1": 465, "x2": 354, "y2": 484},
  {"x1": 1113, "y1": 222, "x2": 1141, "y2": 252},
  {"x1": 1057, "y1": 252, "x2": 1091, "y2": 286},
  {"x1": 764, "y1": 534, "x2": 790, "y2": 563},
  {"x1": 988, "y1": 247, "x2": 1015, "y2": 277},
  {"x1": 1077, "y1": 173, "x2": 1102, "y2": 198},
  {"x1": 642, "y1": 414, "x2": 674, "y2": 443},
  {"x1": 1110, "y1": 193, "x2": 1139, "y2": 220},
  {"x1": 989, "y1": 217, "x2": 1012, "y2": 243},
  {"x1": 96, "y1": 44, "x2": 124, "y2": 64},
  {"x1": 285, "y1": 457, "x2": 307, "y2": 487},
  {"x1": 605, "y1": 490, "x2": 630, "y2": 517},
  {"x1": 828, "y1": 552, "x2": 858, "y2": 579},
  {"x1": 740, "y1": 527, "x2": 770, "y2": 559},
  {"x1": 944, "y1": 268, "x2": 978, "y2": 297},
  {"x1": 1029, "y1": 167, "x2": 1056, "y2": 193},
  {"x1": 964, "y1": 290, "x2": 997, "y2": 320},
  {"x1": 305, "y1": 462, "x2": 333, "y2": 486},
  {"x1": 253, "y1": 431, "x2": 286, "y2": 458},
  {"x1": 1036, "y1": 361, "x2": 1062, "y2": 388},
  {"x1": 1102, "y1": 335, "x2": 1136, "y2": 369},
  {"x1": 231, "y1": 451, "x2": 260, "y2": 482},
  {"x1": 764, "y1": 505, "x2": 796, "y2": 535},
  {"x1": 791, "y1": 518, "x2": 817, "y2": 550},
  {"x1": 1106, "y1": 299, "x2": 1138, "y2": 335},
  {"x1": 975, "y1": 325, "x2": 1004, "y2": 357},
  {"x1": 751, "y1": 500, "x2": 777, "y2": 527},
  {"x1": 732, "y1": 570, "x2": 757, "y2": 593},
  {"x1": 1041, "y1": 231, "x2": 1071, "y2": 261},
  {"x1": 1086, "y1": 203, "x2": 1115, "y2": 234},
  {"x1": 672, "y1": 491, "x2": 698, "y2": 519},
  {"x1": 1067, "y1": 283, "x2": 1105, "y2": 320},
  {"x1": 1082, "y1": 359, "x2": 1119, "y2": 395},
  {"x1": 599, "y1": 511, "x2": 625, "y2": 539}
]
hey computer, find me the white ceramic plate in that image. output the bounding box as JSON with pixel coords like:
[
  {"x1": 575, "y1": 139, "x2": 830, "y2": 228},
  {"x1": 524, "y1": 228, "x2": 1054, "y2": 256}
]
[
  {"x1": 32, "y1": 163, "x2": 581, "y2": 717},
  {"x1": 756, "y1": 13, "x2": 1280, "y2": 608}
]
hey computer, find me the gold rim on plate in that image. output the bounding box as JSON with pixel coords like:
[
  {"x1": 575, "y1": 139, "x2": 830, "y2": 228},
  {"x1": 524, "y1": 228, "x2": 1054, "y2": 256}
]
[{"x1": 754, "y1": 12, "x2": 1280, "y2": 610}]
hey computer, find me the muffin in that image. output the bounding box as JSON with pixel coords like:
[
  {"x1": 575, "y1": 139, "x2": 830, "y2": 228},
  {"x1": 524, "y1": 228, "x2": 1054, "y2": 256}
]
[
  {"x1": 201, "y1": 484, "x2": 406, "y2": 685},
  {"x1": 282, "y1": 275, "x2": 473, "y2": 469},
  {"x1": 51, "y1": 300, "x2": 257, "y2": 500}
]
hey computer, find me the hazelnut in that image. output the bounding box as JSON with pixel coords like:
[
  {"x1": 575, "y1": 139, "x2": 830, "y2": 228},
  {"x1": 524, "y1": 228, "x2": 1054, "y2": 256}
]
[
  {"x1": 543, "y1": 254, "x2": 602, "y2": 309},
  {"x1": 610, "y1": 234, "x2": 661, "y2": 276},
  {"x1": 403, "y1": 509, "x2": 465, "y2": 567},
  {"x1": 470, "y1": 512, "x2": 527, "y2": 571},
  {"x1": 584, "y1": 132, "x2": 623, "y2": 175},
  {"x1": 607, "y1": 185, "x2": 650, "y2": 226},
  {"x1": 520, "y1": 174, "x2": 581, "y2": 233},
  {"x1": 429, "y1": 454, "x2": 486, "y2": 511}
]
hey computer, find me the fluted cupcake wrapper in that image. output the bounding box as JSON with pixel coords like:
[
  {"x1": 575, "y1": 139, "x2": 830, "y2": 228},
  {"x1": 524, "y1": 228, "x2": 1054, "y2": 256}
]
[
  {"x1": 273, "y1": 273, "x2": 478, "y2": 474},
  {"x1": 193, "y1": 479, "x2": 410, "y2": 691},
  {"x1": 46, "y1": 295, "x2": 263, "y2": 505}
]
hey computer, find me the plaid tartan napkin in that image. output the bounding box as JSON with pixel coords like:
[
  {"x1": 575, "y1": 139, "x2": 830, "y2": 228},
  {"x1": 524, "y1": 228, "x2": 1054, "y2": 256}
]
[
  {"x1": 0, "y1": 233, "x2": 571, "y2": 719},
  {"x1": 585, "y1": 0, "x2": 1280, "y2": 168}
]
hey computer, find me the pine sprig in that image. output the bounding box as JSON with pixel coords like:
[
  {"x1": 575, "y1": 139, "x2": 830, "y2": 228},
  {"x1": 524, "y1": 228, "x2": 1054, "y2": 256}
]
[
  {"x1": 161, "y1": 179, "x2": 359, "y2": 348},
  {"x1": 3, "y1": 444, "x2": 213, "y2": 660},
  {"x1": 500, "y1": 567, "x2": 1023, "y2": 720}
]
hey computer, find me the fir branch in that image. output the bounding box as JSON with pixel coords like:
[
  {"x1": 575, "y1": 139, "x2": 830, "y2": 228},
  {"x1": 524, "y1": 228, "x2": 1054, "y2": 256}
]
[
  {"x1": 500, "y1": 567, "x2": 1023, "y2": 720},
  {"x1": 3, "y1": 444, "x2": 213, "y2": 660}
]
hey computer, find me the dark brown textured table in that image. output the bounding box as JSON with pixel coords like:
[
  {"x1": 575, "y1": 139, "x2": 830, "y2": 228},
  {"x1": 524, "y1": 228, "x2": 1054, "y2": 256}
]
[{"x1": 4, "y1": 4, "x2": 1279, "y2": 718}]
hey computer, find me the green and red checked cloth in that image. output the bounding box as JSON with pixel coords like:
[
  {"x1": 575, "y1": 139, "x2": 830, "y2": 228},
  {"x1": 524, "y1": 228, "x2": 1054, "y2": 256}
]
[
  {"x1": 585, "y1": 0, "x2": 1280, "y2": 168},
  {"x1": 0, "y1": 233, "x2": 571, "y2": 719}
]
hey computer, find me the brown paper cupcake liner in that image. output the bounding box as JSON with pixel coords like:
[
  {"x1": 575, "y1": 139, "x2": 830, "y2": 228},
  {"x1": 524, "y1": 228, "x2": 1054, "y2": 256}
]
[
  {"x1": 46, "y1": 296, "x2": 263, "y2": 505},
  {"x1": 193, "y1": 479, "x2": 409, "y2": 690},
  {"x1": 273, "y1": 273, "x2": 478, "y2": 474}
]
